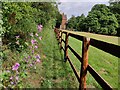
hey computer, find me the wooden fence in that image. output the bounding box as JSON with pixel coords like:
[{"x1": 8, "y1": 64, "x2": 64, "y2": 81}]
[{"x1": 54, "y1": 28, "x2": 120, "y2": 90}]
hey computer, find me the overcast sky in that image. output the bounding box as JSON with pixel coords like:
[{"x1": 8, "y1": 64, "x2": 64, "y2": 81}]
[{"x1": 58, "y1": 0, "x2": 110, "y2": 19}]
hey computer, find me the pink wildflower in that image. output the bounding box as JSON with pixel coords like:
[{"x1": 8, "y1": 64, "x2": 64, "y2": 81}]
[
  {"x1": 28, "y1": 56, "x2": 31, "y2": 59},
  {"x1": 15, "y1": 35, "x2": 20, "y2": 39},
  {"x1": 35, "y1": 33, "x2": 38, "y2": 36},
  {"x1": 31, "y1": 39, "x2": 36, "y2": 45},
  {"x1": 39, "y1": 36, "x2": 42, "y2": 40},
  {"x1": 35, "y1": 54, "x2": 40, "y2": 59},
  {"x1": 37, "y1": 24, "x2": 43, "y2": 32},
  {"x1": 15, "y1": 76, "x2": 19, "y2": 81},
  {"x1": 11, "y1": 81, "x2": 14, "y2": 85},
  {"x1": 32, "y1": 50, "x2": 34, "y2": 54},
  {"x1": 10, "y1": 76, "x2": 13, "y2": 80},
  {"x1": 35, "y1": 45, "x2": 38, "y2": 49},
  {"x1": 25, "y1": 60, "x2": 28, "y2": 63},
  {"x1": 36, "y1": 59, "x2": 40, "y2": 63},
  {"x1": 12, "y1": 63, "x2": 20, "y2": 71},
  {"x1": 29, "y1": 64, "x2": 33, "y2": 66}
]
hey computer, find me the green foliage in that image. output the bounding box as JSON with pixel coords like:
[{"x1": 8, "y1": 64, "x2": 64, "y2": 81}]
[
  {"x1": 2, "y1": 2, "x2": 59, "y2": 52},
  {"x1": 67, "y1": 3, "x2": 119, "y2": 36},
  {"x1": 109, "y1": 1, "x2": 120, "y2": 36},
  {"x1": 67, "y1": 15, "x2": 77, "y2": 30},
  {"x1": 55, "y1": 11, "x2": 62, "y2": 28},
  {"x1": 76, "y1": 14, "x2": 86, "y2": 31},
  {"x1": 86, "y1": 4, "x2": 118, "y2": 35}
]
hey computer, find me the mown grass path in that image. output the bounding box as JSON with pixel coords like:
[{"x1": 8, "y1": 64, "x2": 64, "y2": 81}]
[{"x1": 23, "y1": 27, "x2": 78, "y2": 88}]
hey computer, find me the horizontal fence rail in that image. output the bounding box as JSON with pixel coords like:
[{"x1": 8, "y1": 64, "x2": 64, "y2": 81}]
[{"x1": 54, "y1": 28, "x2": 119, "y2": 90}]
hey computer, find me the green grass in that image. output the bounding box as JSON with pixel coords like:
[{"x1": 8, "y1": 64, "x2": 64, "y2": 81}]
[
  {"x1": 25, "y1": 25, "x2": 79, "y2": 88},
  {"x1": 2, "y1": 26, "x2": 118, "y2": 88},
  {"x1": 62, "y1": 31, "x2": 118, "y2": 88}
]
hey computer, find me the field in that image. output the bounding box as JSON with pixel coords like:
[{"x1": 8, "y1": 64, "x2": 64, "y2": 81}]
[{"x1": 61, "y1": 30, "x2": 119, "y2": 88}]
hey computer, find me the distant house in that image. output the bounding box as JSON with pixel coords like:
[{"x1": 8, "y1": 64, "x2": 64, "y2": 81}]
[{"x1": 60, "y1": 13, "x2": 67, "y2": 29}]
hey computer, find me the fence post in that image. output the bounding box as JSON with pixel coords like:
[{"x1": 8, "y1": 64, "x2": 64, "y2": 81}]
[
  {"x1": 64, "y1": 32, "x2": 69, "y2": 62},
  {"x1": 60, "y1": 31, "x2": 63, "y2": 49},
  {"x1": 80, "y1": 37, "x2": 90, "y2": 90}
]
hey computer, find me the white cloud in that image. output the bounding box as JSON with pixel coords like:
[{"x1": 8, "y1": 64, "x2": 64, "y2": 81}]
[{"x1": 58, "y1": 1, "x2": 109, "y2": 19}]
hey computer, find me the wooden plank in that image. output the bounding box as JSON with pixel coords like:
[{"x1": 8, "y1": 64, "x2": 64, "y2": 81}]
[
  {"x1": 64, "y1": 33, "x2": 69, "y2": 62},
  {"x1": 68, "y1": 45, "x2": 82, "y2": 63},
  {"x1": 80, "y1": 37, "x2": 90, "y2": 90},
  {"x1": 67, "y1": 56, "x2": 80, "y2": 83},
  {"x1": 90, "y1": 38, "x2": 120, "y2": 58},
  {"x1": 87, "y1": 65, "x2": 112, "y2": 90},
  {"x1": 69, "y1": 33, "x2": 83, "y2": 41},
  {"x1": 60, "y1": 32, "x2": 63, "y2": 49}
]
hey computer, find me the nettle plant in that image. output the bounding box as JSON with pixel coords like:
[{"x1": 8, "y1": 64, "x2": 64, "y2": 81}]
[{"x1": 1, "y1": 24, "x2": 43, "y2": 88}]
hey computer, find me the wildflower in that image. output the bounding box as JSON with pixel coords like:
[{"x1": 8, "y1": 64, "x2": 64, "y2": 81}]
[
  {"x1": 35, "y1": 33, "x2": 38, "y2": 36},
  {"x1": 39, "y1": 36, "x2": 42, "y2": 40},
  {"x1": 11, "y1": 81, "x2": 14, "y2": 85},
  {"x1": 10, "y1": 76, "x2": 13, "y2": 80},
  {"x1": 37, "y1": 24, "x2": 43, "y2": 32},
  {"x1": 12, "y1": 63, "x2": 20, "y2": 71},
  {"x1": 35, "y1": 54, "x2": 40, "y2": 59},
  {"x1": 15, "y1": 76, "x2": 19, "y2": 81},
  {"x1": 36, "y1": 59, "x2": 40, "y2": 63},
  {"x1": 25, "y1": 60, "x2": 28, "y2": 63},
  {"x1": 31, "y1": 39, "x2": 36, "y2": 45},
  {"x1": 29, "y1": 64, "x2": 33, "y2": 66},
  {"x1": 15, "y1": 35, "x2": 20, "y2": 39},
  {"x1": 32, "y1": 50, "x2": 34, "y2": 54},
  {"x1": 28, "y1": 56, "x2": 31, "y2": 59},
  {"x1": 35, "y1": 45, "x2": 38, "y2": 49},
  {"x1": 30, "y1": 33, "x2": 33, "y2": 37}
]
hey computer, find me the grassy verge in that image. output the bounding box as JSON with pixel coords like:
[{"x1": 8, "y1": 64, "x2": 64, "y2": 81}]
[
  {"x1": 38, "y1": 26, "x2": 79, "y2": 88},
  {"x1": 22, "y1": 25, "x2": 79, "y2": 88}
]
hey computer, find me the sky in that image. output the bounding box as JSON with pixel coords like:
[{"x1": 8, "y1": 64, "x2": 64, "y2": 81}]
[{"x1": 58, "y1": 0, "x2": 110, "y2": 19}]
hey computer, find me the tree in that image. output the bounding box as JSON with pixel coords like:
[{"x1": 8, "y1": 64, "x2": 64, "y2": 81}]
[
  {"x1": 76, "y1": 14, "x2": 86, "y2": 31},
  {"x1": 109, "y1": 1, "x2": 120, "y2": 36},
  {"x1": 86, "y1": 4, "x2": 118, "y2": 35},
  {"x1": 67, "y1": 15, "x2": 77, "y2": 30}
]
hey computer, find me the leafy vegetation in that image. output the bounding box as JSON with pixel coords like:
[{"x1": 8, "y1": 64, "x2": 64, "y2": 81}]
[
  {"x1": 2, "y1": 2, "x2": 61, "y2": 52},
  {"x1": 1, "y1": 2, "x2": 62, "y2": 88},
  {"x1": 67, "y1": 1, "x2": 120, "y2": 36},
  {"x1": 1, "y1": 1, "x2": 119, "y2": 89}
]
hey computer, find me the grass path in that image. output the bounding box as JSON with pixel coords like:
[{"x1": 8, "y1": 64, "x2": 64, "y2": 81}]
[{"x1": 23, "y1": 27, "x2": 79, "y2": 88}]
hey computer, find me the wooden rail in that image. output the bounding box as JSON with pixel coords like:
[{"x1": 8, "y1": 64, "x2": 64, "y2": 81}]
[{"x1": 54, "y1": 28, "x2": 120, "y2": 90}]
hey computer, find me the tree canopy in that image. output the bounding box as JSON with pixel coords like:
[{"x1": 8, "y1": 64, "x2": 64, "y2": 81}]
[{"x1": 67, "y1": 2, "x2": 120, "y2": 36}]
